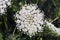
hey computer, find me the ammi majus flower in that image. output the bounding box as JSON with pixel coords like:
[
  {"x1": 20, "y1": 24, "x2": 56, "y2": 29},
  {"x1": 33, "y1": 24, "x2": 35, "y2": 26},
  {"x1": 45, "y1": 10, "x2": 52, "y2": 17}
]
[
  {"x1": 14, "y1": 4, "x2": 45, "y2": 37},
  {"x1": 0, "y1": 0, "x2": 11, "y2": 15},
  {"x1": 45, "y1": 20, "x2": 60, "y2": 36}
]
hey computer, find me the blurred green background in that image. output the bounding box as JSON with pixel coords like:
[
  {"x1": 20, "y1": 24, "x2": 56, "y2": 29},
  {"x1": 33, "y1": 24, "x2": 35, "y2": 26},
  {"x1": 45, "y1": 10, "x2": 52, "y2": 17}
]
[{"x1": 0, "y1": 0, "x2": 60, "y2": 40}]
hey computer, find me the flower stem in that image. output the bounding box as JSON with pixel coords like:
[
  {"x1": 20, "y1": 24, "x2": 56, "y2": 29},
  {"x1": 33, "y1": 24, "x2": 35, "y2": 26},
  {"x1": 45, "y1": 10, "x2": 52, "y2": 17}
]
[
  {"x1": 36, "y1": 0, "x2": 38, "y2": 4},
  {"x1": 51, "y1": 17, "x2": 59, "y2": 23},
  {"x1": 12, "y1": 27, "x2": 16, "y2": 40},
  {"x1": 3, "y1": 14, "x2": 8, "y2": 30}
]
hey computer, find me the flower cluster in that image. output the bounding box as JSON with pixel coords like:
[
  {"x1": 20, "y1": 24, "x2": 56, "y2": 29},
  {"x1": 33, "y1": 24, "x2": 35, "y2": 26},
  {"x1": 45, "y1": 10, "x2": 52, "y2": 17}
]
[
  {"x1": 14, "y1": 4, "x2": 45, "y2": 37},
  {"x1": 0, "y1": 0, "x2": 11, "y2": 15},
  {"x1": 45, "y1": 20, "x2": 60, "y2": 35},
  {"x1": 14, "y1": 4, "x2": 60, "y2": 37}
]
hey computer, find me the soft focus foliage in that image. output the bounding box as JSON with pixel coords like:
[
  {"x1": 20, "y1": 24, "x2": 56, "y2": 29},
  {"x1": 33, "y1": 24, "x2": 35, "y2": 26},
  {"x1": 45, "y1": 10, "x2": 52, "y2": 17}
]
[{"x1": 0, "y1": 0, "x2": 60, "y2": 40}]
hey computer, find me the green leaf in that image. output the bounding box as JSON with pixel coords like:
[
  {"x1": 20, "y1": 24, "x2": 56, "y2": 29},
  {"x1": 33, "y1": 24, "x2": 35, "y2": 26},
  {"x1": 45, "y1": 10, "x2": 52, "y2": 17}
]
[{"x1": 0, "y1": 32, "x2": 3, "y2": 40}]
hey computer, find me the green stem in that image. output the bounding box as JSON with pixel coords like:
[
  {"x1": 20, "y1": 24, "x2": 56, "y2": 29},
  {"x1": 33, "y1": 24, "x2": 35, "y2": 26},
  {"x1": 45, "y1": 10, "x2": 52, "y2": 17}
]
[
  {"x1": 40, "y1": 37, "x2": 42, "y2": 40},
  {"x1": 12, "y1": 27, "x2": 16, "y2": 40},
  {"x1": 3, "y1": 14, "x2": 8, "y2": 30},
  {"x1": 25, "y1": 0, "x2": 27, "y2": 4},
  {"x1": 51, "y1": 17, "x2": 59, "y2": 23},
  {"x1": 51, "y1": 0, "x2": 56, "y2": 7},
  {"x1": 36, "y1": 0, "x2": 38, "y2": 4}
]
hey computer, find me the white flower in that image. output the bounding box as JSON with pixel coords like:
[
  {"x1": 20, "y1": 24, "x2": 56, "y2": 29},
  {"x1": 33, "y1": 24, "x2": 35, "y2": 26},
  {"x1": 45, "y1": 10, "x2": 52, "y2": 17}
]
[
  {"x1": 14, "y1": 4, "x2": 45, "y2": 37},
  {"x1": 45, "y1": 20, "x2": 60, "y2": 35},
  {"x1": 0, "y1": 0, "x2": 11, "y2": 15}
]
